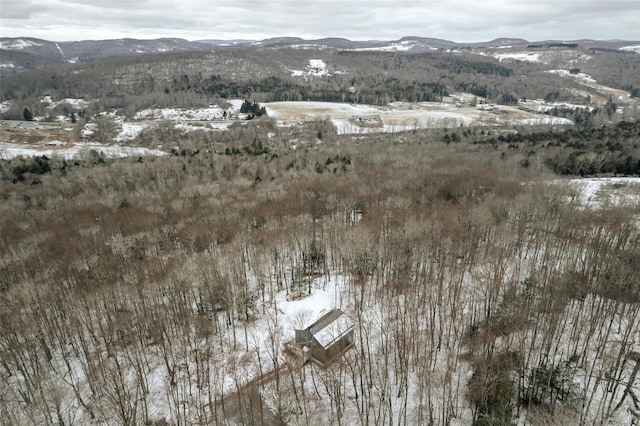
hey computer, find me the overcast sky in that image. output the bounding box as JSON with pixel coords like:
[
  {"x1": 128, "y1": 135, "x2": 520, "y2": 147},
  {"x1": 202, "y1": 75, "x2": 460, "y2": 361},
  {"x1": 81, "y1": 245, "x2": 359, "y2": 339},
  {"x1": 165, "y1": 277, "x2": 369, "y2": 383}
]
[{"x1": 1, "y1": 0, "x2": 639, "y2": 42}]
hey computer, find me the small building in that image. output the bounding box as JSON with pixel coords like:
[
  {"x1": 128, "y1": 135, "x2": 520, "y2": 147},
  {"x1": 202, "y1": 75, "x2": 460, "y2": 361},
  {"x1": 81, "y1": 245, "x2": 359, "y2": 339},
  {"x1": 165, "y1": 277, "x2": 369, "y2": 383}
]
[{"x1": 295, "y1": 309, "x2": 354, "y2": 367}]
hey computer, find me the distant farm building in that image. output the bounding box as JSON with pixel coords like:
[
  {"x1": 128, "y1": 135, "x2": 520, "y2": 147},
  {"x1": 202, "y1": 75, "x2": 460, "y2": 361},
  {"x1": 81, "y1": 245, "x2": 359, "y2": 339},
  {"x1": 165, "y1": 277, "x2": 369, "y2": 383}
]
[
  {"x1": 353, "y1": 115, "x2": 382, "y2": 126},
  {"x1": 295, "y1": 309, "x2": 354, "y2": 367}
]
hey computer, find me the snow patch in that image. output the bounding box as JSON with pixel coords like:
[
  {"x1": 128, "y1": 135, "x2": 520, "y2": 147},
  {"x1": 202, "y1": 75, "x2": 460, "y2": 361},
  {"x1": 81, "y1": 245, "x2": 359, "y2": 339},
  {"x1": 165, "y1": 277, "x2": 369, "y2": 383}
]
[
  {"x1": 134, "y1": 103, "x2": 239, "y2": 121},
  {"x1": 0, "y1": 142, "x2": 167, "y2": 160},
  {"x1": 39, "y1": 96, "x2": 92, "y2": 109},
  {"x1": 619, "y1": 44, "x2": 640, "y2": 53},
  {"x1": 519, "y1": 99, "x2": 594, "y2": 113},
  {"x1": 492, "y1": 52, "x2": 541, "y2": 62},
  {"x1": 548, "y1": 69, "x2": 596, "y2": 83},
  {"x1": 561, "y1": 177, "x2": 640, "y2": 208},
  {"x1": 0, "y1": 39, "x2": 42, "y2": 50},
  {"x1": 55, "y1": 42, "x2": 64, "y2": 57},
  {"x1": 290, "y1": 59, "x2": 332, "y2": 77},
  {"x1": 0, "y1": 100, "x2": 12, "y2": 113},
  {"x1": 509, "y1": 117, "x2": 574, "y2": 126},
  {"x1": 116, "y1": 123, "x2": 148, "y2": 141},
  {"x1": 353, "y1": 40, "x2": 424, "y2": 52},
  {"x1": 266, "y1": 101, "x2": 567, "y2": 135}
]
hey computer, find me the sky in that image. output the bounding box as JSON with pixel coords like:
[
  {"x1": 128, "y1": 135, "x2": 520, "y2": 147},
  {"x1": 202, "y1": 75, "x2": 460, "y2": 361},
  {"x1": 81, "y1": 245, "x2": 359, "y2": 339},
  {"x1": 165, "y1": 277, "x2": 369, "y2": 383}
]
[{"x1": 1, "y1": 0, "x2": 639, "y2": 42}]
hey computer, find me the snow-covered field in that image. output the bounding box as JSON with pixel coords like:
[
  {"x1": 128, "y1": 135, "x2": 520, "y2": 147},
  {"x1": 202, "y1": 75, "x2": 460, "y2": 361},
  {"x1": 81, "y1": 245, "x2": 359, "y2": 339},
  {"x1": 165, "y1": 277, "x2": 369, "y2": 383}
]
[
  {"x1": 40, "y1": 96, "x2": 93, "y2": 109},
  {"x1": 265, "y1": 101, "x2": 573, "y2": 134},
  {"x1": 548, "y1": 69, "x2": 631, "y2": 101},
  {"x1": 116, "y1": 122, "x2": 148, "y2": 141},
  {"x1": 352, "y1": 40, "x2": 436, "y2": 52},
  {"x1": 562, "y1": 177, "x2": 640, "y2": 208},
  {"x1": 134, "y1": 102, "x2": 241, "y2": 121},
  {"x1": 0, "y1": 142, "x2": 167, "y2": 160},
  {"x1": 619, "y1": 44, "x2": 640, "y2": 53},
  {"x1": 519, "y1": 99, "x2": 594, "y2": 113},
  {"x1": 492, "y1": 52, "x2": 541, "y2": 62}
]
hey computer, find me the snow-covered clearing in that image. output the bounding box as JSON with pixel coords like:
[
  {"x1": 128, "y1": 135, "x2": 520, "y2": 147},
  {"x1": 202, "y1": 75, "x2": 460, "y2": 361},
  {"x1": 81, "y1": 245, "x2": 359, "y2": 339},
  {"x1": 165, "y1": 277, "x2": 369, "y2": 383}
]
[
  {"x1": 135, "y1": 105, "x2": 231, "y2": 121},
  {"x1": 174, "y1": 122, "x2": 234, "y2": 132},
  {"x1": 620, "y1": 44, "x2": 640, "y2": 53},
  {"x1": 352, "y1": 40, "x2": 432, "y2": 52},
  {"x1": 519, "y1": 99, "x2": 594, "y2": 113},
  {"x1": 289, "y1": 59, "x2": 332, "y2": 77},
  {"x1": 127, "y1": 102, "x2": 246, "y2": 133},
  {"x1": 59, "y1": 98, "x2": 92, "y2": 109},
  {"x1": 116, "y1": 122, "x2": 149, "y2": 141},
  {"x1": 548, "y1": 69, "x2": 597, "y2": 83},
  {"x1": 0, "y1": 39, "x2": 41, "y2": 50},
  {"x1": 548, "y1": 69, "x2": 631, "y2": 101},
  {"x1": 493, "y1": 52, "x2": 541, "y2": 62},
  {"x1": 561, "y1": 177, "x2": 640, "y2": 208},
  {"x1": 0, "y1": 142, "x2": 167, "y2": 160},
  {"x1": 132, "y1": 101, "x2": 243, "y2": 125},
  {"x1": 265, "y1": 101, "x2": 573, "y2": 134}
]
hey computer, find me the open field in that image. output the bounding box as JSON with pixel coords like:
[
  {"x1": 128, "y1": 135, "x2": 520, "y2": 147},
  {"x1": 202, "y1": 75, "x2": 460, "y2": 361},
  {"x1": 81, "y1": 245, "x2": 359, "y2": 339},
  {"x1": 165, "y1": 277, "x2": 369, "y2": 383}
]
[
  {"x1": 266, "y1": 101, "x2": 574, "y2": 135},
  {"x1": 1, "y1": 97, "x2": 580, "y2": 158}
]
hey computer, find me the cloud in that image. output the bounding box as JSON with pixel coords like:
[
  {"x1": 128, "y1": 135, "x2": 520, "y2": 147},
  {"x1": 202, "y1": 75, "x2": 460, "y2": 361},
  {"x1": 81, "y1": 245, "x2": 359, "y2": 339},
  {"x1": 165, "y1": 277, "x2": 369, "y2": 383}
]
[
  {"x1": 0, "y1": 0, "x2": 51, "y2": 19},
  {"x1": 0, "y1": 0, "x2": 638, "y2": 41}
]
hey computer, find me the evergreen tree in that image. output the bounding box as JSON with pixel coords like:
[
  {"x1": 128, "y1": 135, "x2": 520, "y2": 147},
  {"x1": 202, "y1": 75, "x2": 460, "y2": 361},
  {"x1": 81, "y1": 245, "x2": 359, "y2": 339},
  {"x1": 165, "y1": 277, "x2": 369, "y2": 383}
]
[{"x1": 23, "y1": 107, "x2": 34, "y2": 121}]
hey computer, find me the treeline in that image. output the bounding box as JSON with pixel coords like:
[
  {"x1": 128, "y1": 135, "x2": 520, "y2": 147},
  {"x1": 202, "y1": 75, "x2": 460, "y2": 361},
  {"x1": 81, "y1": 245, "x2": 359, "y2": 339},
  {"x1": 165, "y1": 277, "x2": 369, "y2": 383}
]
[
  {"x1": 545, "y1": 151, "x2": 640, "y2": 176},
  {"x1": 434, "y1": 57, "x2": 514, "y2": 77},
  {"x1": 470, "y1": 121, "x2": 640, "y2": 177},
  {"x1": 202, "y1": 75, "x2": 448, "y2": 105}
]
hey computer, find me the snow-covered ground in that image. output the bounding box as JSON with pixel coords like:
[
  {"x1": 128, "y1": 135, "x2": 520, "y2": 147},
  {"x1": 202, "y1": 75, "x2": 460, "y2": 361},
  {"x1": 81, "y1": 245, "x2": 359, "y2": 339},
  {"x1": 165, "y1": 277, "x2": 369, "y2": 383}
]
[
  {"x1": 132, "y1": 100, "x2": 243, "y2": 122},
  {"x1": 135, "y1": 105, "x2": 230, "y2": 121},
  {"x1": 492, "y1": 52, "x2": 541, "y2": 62},
  {"x1": 39, "y1": 96, "x2": 92, "y2": 110},
  {"x1": 0, "y1": 142, "x2": 167, "y2": 160},
  {"x1": 174, "y1": 122, "x2": 235, "y2": 132},
  {"x1": 0, "y1": 39, "x2": 41, "y2": 50},
  {"x1": 548, "y1": 69, "x2": 597, "y2": 83},
  {"x1": 0, "y1": 100, "x2": 12, "y2": 113},
  {"x1": 619, "y1": 44, "x2": 640, "y2": 53},
  {"x1": 548, "y1": 69, "x2": 631, "y2": 102},
  {"x1": 352, "y1": 40, "x2": 433, "y2": 52},
  {"x1": 115, "y1": 122, "x2": 149, "y2": 141},
  {"x1": 519, "y1": 99, "x2": 594, "y2": 113},
  {"x1": 265, "y1": 101, "x2": 573, "y2": 135},
  {"x1": 562, "y1": 177, "x2": 640, "y2": 208},
  {"x1": 290, "y1": 59, "x2": 332, "y2": 77}
]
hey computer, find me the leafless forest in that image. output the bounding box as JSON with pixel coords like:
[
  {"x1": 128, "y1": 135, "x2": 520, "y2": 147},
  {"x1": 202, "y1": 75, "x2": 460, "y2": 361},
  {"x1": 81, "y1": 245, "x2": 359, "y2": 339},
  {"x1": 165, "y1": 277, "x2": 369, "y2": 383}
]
[
  {"x1": 1, "y1": 120, "x2": 639, "y2": 424},
  {"x1": 1, "y1": 41, "x2": 640, "y2": 425}
]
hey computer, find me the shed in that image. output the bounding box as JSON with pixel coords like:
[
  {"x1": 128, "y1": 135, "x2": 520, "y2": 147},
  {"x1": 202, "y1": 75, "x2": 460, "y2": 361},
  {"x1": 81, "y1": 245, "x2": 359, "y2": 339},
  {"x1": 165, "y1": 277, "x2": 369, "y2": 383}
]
[{"x1": 295, "y1": 309, "x2": 354, "y2": 366}]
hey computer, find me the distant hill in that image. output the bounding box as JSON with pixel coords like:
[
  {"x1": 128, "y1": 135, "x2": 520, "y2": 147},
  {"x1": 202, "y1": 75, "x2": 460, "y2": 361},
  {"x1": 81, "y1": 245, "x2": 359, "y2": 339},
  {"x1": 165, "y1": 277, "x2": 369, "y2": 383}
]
[{"x1": 1, "y1": 35, "x2": 638, "y2": 76}]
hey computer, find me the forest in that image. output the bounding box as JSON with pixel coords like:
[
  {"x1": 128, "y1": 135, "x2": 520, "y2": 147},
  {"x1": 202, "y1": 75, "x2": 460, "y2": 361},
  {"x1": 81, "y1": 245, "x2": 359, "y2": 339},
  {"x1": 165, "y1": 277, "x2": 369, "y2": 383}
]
[
  {"x1": 1, "y1": 115, "x2": 639, "y2": 424},
  {"x1": 2, "y1": 45, "x2": 639, "y2": 119}
]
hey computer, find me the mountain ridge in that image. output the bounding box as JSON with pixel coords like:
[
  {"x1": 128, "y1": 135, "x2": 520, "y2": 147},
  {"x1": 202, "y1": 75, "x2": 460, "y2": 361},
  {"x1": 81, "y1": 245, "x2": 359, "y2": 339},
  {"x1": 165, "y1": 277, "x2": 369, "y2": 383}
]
[{"x1": 1, "y1": 35, "x2": 638, "y2": 76}]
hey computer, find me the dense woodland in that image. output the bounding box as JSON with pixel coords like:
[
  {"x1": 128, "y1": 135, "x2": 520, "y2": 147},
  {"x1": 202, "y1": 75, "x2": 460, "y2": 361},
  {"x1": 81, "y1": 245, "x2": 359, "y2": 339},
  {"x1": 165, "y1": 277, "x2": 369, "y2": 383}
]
[
  {"x1": 1, "y1": 43, "x2": 640, "y2": 425},
  {"x1": 1, "y1": 116, "x2": 640, "y2": 424}
]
